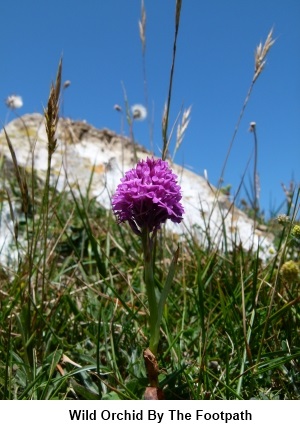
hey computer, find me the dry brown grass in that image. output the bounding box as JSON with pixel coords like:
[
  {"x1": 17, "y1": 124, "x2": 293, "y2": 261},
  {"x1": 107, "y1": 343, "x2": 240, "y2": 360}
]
[
  {"x1": 254, "y1": 28, "x2": 275, "y2": 83},
  {"x1": 44, "y1": 58, "x2": 62, "y2": 155}
]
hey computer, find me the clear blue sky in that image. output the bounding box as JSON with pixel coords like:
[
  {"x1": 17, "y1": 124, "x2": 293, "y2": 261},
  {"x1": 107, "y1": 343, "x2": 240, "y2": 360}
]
[{"x1": 1, "y1": 0, "x2": 299, "y2": 218}]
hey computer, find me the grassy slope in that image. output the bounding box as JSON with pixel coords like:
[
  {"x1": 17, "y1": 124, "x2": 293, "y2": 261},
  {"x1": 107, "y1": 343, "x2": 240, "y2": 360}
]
[{"x1": 0, "y1": 149, "x2": 299, "y2": 399}]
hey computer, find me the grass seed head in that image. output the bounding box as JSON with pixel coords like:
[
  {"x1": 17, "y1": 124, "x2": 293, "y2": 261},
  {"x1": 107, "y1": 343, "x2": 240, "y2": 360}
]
[
  {"x1": 139, "y1": 0, "x2": 146, "y2": 54},
  {"x1": 45, "y1": 58, "x2": 62, "y2": 155},
  {"x1": 254, "y1": 28, "x2": 275, "y2": 82}
]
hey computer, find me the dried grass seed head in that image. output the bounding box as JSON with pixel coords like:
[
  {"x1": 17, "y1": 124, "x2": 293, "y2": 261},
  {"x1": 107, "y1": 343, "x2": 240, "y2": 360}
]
[
  {"x1": 254, "y1": 28, "x2": 275, "y2": 82},
  {"x1": 45, "y1": 58, "x2": 62, "y2": 154},
  {"x1": 139, "y1": 0, "x2": 146, "y2": 54},
  {"x1": 176, "y1": 105, "x2": 192, "y2": 151}
]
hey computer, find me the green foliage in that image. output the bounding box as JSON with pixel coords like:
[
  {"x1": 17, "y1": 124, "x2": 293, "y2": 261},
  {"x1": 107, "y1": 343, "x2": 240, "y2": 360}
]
[{"x1": 0, "y1": 154, "x2": 299, "y2": 399}]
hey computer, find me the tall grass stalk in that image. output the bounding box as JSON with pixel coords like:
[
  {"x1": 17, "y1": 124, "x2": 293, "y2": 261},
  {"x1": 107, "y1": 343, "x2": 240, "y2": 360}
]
[
  {"x1": 41, "y1": 59, "x2": 62, "y2": 325},
  {"x1": 162, "y1": 0, "x2": 182, "y2": 161},
  {"x1": 138, "y1": 0, "x2": 154, "y2": 155},
  {"x1": 217, "y1": 29, "x2": 275, "y2": 205}
]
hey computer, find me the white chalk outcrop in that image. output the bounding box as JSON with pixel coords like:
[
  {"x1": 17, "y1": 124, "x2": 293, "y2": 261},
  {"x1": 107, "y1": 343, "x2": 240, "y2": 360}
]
[{"x1": 0, "y1": 114, "x2": 274, "y2": 266}]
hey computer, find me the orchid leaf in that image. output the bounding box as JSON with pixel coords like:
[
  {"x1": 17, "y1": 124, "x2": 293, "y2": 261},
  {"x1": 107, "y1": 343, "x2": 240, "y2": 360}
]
[{"x1": 155, "y1": 246, "x2": 179, "y2": 336}]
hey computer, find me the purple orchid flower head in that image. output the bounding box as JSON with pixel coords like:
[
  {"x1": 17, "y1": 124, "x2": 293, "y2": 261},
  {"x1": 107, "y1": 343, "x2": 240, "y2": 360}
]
[{"x1": 112, "y1": 157, "x2": 184, "y2": 235}]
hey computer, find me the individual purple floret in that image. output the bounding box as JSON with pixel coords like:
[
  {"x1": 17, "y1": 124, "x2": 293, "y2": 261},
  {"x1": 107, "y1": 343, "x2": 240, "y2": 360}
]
[{"x1": 112, "y1": 157, "x2": 184, "y2": 234}]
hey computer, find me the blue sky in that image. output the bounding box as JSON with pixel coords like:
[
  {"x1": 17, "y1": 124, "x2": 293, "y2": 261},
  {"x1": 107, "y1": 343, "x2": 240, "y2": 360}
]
[{"x1": 1, "y1": 0, "x2": 299, "y2": 218}]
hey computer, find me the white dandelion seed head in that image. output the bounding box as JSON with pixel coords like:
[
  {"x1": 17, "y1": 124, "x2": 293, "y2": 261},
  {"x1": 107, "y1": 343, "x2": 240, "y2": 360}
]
[
  {"x1": 63, "y1": 80, "x2": 71, "y2": 89},
  {"x1": 114, "y1": 104, "x2": 122, "y2": 112},
  {"x1": 249, "y1": 121, "x2": 256, "y2": 132},
  {"x1": 131, "y1": 104, "x2": 147, "y2": 121},
  {"x1": 5, "y1": 95, "x2": 23, "y2": 109}
]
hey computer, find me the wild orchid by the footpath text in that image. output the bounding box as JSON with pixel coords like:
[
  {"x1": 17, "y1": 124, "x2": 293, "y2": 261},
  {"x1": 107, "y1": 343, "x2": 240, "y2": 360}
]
[{"x1": 112, "y1": 157, "x2": 184, "y2": 399}]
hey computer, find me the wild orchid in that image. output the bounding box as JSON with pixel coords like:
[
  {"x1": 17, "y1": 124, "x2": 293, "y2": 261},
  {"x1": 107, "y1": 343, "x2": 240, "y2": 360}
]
[{"x1": 112, "y1": 157, "x2": 184, "y2": 397}]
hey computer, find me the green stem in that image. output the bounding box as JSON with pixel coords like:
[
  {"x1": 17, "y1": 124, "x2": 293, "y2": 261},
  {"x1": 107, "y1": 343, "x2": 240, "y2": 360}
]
[{"x1": 141, "y1": 227, "x2": 159, "y2": 355}]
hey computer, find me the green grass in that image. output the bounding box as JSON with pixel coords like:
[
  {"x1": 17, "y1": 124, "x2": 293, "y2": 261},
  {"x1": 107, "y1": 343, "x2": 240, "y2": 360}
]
[
  {"x1": 0, "y1": 157, "x2": 299, "y2": 399},
  {"x1": 0, "y1": 0, "x2": 300, "y2": 400}
]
